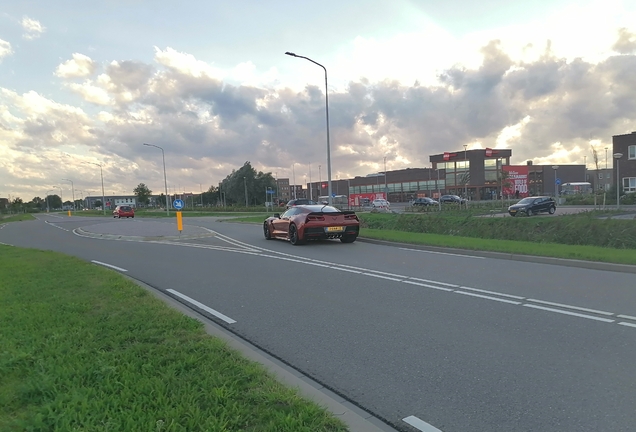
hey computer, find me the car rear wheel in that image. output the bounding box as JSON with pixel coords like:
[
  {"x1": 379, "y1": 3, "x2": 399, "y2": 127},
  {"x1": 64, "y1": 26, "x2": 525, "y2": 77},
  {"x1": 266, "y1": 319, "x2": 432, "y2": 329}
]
[
  {"x1": 289, "y1": 224, "x2": 304, "y2": 245},
  {"x1": 526, "y1": 209, "x2": 533, "y2": 216},
  {"x1": 340, "y1": 235, "x2": 357, "y2": 243},
  {"x1": 263, "y1": 222, "x2": 272, "y2": 240},
  {"x1": 548, "y1": 206, "x2": 556, "y2": 214}
]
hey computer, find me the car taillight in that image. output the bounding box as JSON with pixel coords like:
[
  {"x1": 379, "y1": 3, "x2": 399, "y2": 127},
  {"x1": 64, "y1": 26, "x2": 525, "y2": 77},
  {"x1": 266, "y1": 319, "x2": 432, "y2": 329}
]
[
  {"x1": 344, "y1": 214, "x2": 358, "y2": 221},
  {"x1": 306, "y1": 215, "x2": 325, "y2": 222}
]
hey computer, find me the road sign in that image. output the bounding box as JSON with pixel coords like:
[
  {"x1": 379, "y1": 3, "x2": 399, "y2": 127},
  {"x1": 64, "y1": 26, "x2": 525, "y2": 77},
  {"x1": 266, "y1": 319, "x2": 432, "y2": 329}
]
[
  {"x1": 173, "y1": 199, "x2": 184, "y2": 210},
  {"x1": 332, "y1": 193, "x2": 336, "y2": 197},
  {"x1": 555, "y1": 178, "x2": 561, "y2": 185},
  {"x1": 266, "y1": 190, "x2": 275, "y2": 194}
]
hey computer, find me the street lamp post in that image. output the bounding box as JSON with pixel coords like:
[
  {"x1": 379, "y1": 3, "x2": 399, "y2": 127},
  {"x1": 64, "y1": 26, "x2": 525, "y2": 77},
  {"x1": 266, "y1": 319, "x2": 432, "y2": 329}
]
[
  {"x1": 383, "y1": 156, "x2": 388, "y2": 199},
  {"x1": 244, "y1": 176, "x2": 248, "y2": 207},
  {"x1": 143, "y1": 143, "x2": 170, "y2": 216},
  {"x1": 614, "y1": 153, "x2": 623, "y2": 210},
  {"x1": 285, "y1": 51, "x2": 333, "y2": 205},
  {"x1": 583, "y1": 155, "x2": 587, "y2": 182},
  {"x1": 86, "y1": 161, "x2": 106, "y2": 215},
  {"x1": 463, "y1": 144, "x2": 468, "y2": 204},
  {"x1": 57, "y1": 186, "x2": 63, "y2": 209},
  {"x1": 552, "y1": 165, "x2": 559, "y2": 202},
  {"x1": 62, "y1": 178, "x2": 75, "y2": 211},
  {"x1": 77, "y1": 190, "x2": 83, "y2": 209},
  {"x1": 292, "y1": 163, "x2": 297, "y2": 199},
  {"x1": 45, "y1": 189, "x2": 53, "y2": 213},
  {"x1": 309, "y1": 163, "x2": 312, "y2": 201},
  {"x1": 605, "y1": 147, "x2": 608, "y2": 169}
]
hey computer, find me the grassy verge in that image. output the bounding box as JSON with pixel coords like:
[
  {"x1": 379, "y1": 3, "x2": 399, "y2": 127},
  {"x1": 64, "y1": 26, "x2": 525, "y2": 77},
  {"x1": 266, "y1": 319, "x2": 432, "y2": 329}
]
[
  {"x1": 360, "y1": 229, "x2": 636, "y2": 265},
  {"x1": 0, "y1": 214, "x2": 36, "y2": 223},
  {"x1": 229, "y1": 213, "x2": 636, "y2": 265},
  {"x1": 0, "y1": 245, "x2": 347, "y2": 432}
]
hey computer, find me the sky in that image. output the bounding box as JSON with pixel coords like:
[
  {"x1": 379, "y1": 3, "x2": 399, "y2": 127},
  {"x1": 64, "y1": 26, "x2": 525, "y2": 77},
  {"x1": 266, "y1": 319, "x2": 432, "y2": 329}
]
[{"x1": 1, "y1": 0, "x2": 636, "y2": 200}]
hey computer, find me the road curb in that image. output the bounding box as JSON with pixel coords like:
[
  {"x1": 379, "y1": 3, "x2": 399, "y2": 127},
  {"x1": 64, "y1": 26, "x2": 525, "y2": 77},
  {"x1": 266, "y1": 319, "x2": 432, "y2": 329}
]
[
  {"x1": 125, "y1": 276, "x2": 399, "y2": 432},
  {"x1": 357, "y1": 237, "x2": 636, "y2": 274},
  {"x1": 75, "y1": 227, "x2": 216, "y2": 241}
]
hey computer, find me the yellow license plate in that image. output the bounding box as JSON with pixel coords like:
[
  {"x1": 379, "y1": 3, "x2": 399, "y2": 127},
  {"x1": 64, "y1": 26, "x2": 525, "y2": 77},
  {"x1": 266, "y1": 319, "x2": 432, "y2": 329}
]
[{"x1": 326, "y1": 226, "x2": 344, "y2": 232}]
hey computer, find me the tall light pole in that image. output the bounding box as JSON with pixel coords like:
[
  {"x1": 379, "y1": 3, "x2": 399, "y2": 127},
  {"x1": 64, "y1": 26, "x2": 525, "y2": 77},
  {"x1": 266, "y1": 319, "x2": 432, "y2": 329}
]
[
  {"x1": 583, "y1": 155, "x2": 587, "y2": 183},
  {"x1": 463, "y1": 144, "x2": 468, "y2": 202},
  {"x1": 383, "y1": 156, "x2": 388, "y2": 199},
  {"x1": 57, "y1": 186, "x2": 63, "y2": 209},
  {"x1": 309, "y1": 163, "x2": 312, "y2": 201},
  {"x1": 292, "y1": 163, "x2": 297, "y2": 199},
  {"x1": 86, "y1": 161, "x2": 106, "y2": 215},
  {"x1": 614, "y1": 153, "x2": 623, "y2": 210},
  {"x1": 244, "y1": 176, "x2": 248, "y2": 207},
  {"x1": 285, "y1": 52, "x2": 333, "y2": 205},
  {"x1": 605, "y1": 147, "x2": 608, "y2": 169},
  {"x1": 552, "y1": 165, "x2": 559, "y2": 201},
  {"x1": 77, "y1": 190, "x2": 83, "y2": 209},
  {"x1": 200, "y1": 183, "x2": 204, "y2": 207},
  {"x1": 62, "y1": 178, "x2": 75, "y2": 211},
  {"x1": 319, "y1": 165, "x2": 322, "y2": 198},
  {"x1": 45, "y1": 189, "x2": 53, "y2": 213},
  {"x1": 143, "y1": 143, "x2": 170, "y2": 216}
]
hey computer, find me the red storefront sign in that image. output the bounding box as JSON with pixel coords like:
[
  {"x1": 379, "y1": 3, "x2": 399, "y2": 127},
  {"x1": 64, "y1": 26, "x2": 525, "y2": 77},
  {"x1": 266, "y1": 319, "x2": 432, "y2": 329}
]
[
  {"x1": 443, "y1": 152, "x2": 458, "y2": 161},
  {"x1": 502, "y1": 165, "x2": 529, "y2": 197}
]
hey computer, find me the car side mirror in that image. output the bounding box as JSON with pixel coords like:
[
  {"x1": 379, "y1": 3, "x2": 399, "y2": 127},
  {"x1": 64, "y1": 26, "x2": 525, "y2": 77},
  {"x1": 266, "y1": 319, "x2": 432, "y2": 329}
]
[{"x1": 274, "y1": 213, "x2": 280, "y2": 218}]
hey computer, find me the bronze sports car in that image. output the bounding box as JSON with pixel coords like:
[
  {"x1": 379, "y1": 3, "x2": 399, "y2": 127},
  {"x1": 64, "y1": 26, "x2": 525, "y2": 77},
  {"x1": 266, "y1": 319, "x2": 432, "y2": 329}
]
[{"x1": 263, "y1": 204, "x2": 360, "y2": 245}]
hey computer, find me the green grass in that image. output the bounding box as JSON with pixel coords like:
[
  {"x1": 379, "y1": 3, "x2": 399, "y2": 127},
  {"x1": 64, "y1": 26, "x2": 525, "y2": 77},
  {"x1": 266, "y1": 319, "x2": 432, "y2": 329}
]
[
  {"x1": 0, "y1": 214, "x2": 36, "y2": 223},
  {"x1": 0, "y1": 246, "x2": 348, "y2": 432},
  {"x1": 229, "y1": 212, "x2": 636, "y2": 265}
]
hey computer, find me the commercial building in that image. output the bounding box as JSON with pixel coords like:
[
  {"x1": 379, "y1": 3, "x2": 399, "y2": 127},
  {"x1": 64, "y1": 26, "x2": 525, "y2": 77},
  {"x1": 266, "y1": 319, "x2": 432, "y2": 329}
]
[{"x1": 613, "y1": 132, "x2": 636, "y2": 194}]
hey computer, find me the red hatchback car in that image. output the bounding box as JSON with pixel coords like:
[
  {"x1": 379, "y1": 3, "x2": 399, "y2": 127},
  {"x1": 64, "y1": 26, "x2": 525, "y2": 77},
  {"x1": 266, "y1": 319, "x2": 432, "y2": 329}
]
[
  {"x1": 113, "y1": 205, "x2": 135, "y2": 218},
  {"x1": 263, "y1": 204, "x2": 359, "y2": 245}
]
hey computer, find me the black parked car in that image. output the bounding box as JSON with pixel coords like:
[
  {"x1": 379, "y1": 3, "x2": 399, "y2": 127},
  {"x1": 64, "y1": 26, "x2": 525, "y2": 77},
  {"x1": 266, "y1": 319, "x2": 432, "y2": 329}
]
[
  {"x1": 412, "y1": 197, "x2": 439, "y2": 206},
  {"x1": 439, "y1": 195, "x2": 466, "y2": 204},
  {"x1": 508, "y1": 196, "x2": 557, "y2": 217}
]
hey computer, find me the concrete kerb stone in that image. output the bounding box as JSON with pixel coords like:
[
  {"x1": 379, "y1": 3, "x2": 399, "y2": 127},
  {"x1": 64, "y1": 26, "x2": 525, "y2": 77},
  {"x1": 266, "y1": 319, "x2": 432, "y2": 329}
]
[
  {"x1": 75, "y1": 227, "x2": 216, "y2": 242},
  {"x1": 126, "y1": 276, "x2": 398, "y2": 432}
]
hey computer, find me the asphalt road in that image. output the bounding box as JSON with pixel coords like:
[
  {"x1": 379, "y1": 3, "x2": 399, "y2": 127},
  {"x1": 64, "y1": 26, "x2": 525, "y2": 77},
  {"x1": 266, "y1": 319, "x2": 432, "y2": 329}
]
[{"x1": 2, "y1": 214, "x2": 636, "y2": 432}]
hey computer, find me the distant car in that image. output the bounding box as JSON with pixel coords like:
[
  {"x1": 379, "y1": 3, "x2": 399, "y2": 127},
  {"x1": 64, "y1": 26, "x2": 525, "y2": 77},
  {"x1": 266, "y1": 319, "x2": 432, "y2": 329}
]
[
  {"x1": 508, "y1": 196, "x2": 556, "y2": 217},
  {"x1": 372, "y1": 199, "x2": 390, "y2": 209},
  {"x1": 285, "y1": 198, "x2": 317, "y2": 209},
  {"x1": 412, "y1": 197, "x2": 439, "y2": 206},
  {"x1": 263, "y1": 204, "x2": 360, "y2": 245},
  {"x1": 439, "y1": 195, "x2": 466, "y2": 204},
  {"x1": 113, "y1": 205, "x2": 135, "y2": 218}
]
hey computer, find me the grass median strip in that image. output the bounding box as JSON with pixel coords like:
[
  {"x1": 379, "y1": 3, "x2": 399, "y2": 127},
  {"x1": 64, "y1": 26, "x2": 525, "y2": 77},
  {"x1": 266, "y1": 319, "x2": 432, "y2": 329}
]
[
  {"x1": 0, "y1": 245, "x2": 347, "y2": 432},
  {"x1": 0, "y1": 214, "x2": 35, "y2": 223}
]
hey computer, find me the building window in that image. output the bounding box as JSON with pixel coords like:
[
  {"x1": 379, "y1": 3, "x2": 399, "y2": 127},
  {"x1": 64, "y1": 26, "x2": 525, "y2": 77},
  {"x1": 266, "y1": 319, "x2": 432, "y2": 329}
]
[
  {"x1": 598, "y1": 173, "x2": 603, "y2": 179},
  {"x1": 606, "y1": 173, "x2": 611, "y2": 179},
  {"x1": 623, "y1": 177, "x2": 636, "y2": 193},
  {"x1": 629, "y1": 145, "x2": 636, "y2": 160}
]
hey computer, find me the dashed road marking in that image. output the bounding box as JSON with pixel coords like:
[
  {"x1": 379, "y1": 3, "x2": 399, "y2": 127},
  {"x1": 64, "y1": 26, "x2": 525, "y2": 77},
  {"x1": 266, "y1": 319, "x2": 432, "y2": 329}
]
[
  {"x1": 91, "y1": 260, "x2": 128, "y2": 272},
  {"x1": 399, "y1": 247, "x2": 484, "y2": 259},
  {"x1": 167, "y1": 289, "x2": 236, "y2": 324},
  {"x1": 455, "y1": 290, "x2": 522, "y2": 305},
  {"x1": 525, "y1": 299, "x2": 614, "y2": 316},
  {"x1": 402, "y1": 415, "x2": 443, "y2": 432},
  {"x1": 523, "y1": 304, "x2": 615, "y2": 323}
]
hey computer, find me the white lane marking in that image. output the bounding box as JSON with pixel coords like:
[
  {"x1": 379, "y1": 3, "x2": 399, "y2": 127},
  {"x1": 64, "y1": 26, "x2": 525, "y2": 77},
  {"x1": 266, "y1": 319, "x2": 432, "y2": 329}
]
[
  {"x1": 618, "y1": 322, "x2": 636, "y2": 328},
  {"x1": 617, "y1": 314, "x2": 636, "y2": 321},
  {"x1": 335, "y1": 265, "x2": 405, "y2": 278},
  {"x1": 304, "y1": 262, "x2": 331, "y2": 268},
  {"x1": 331, "y1": 267, "x2": 362, "y2": 274},
  {"x1": 399, "y1": 247, "x2": 484, "y2": 259},
  {"x1": 403, "y1": 280, "x2": 454, "y2": 292},
  {"x1": 408, "y1": 277, "x2": 458, "y2": 288},
  {"x1": 0, "y1": 224, "x2": 6, "y2": 230},
  {"x1": 455, "y1": 290, "x2": 522, "y2": 305},
  {"x1": 402, "y1": 415, "x2": 443, "y2": 432},
  {"x1": 458, "y1": 286, "x2": 525, "y2": 300},
  {"x1": 364, "y1": 273, "x2": 402, "y2": 281},
  {"x1": 167, "y1": 289, "x2": 236, "y2": 324},
  {"x1": 523, "y1": 304, "x2": 615, "y2": 323},
  {"x1": 91, "y1": 260, "x2": 128, "y2": 272},
  {"x1": 45, "y1": 220, "x2": 69, "y2": 232},
  {"x1": 526, "y1": 299, "x2": 614, "y2": 316}
]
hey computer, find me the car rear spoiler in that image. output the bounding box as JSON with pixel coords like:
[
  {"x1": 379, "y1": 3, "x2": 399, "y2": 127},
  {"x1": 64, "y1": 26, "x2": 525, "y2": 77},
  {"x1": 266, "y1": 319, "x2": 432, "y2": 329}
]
[{"x1": 308, "y1": 211, "x2": 356, "y2": 216}]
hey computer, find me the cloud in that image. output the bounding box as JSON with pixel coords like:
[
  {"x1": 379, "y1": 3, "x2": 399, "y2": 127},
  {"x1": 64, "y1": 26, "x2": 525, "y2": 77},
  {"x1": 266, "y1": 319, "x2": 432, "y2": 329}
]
[
  {"x1": 613, "y1": 28, "x2": 636, "y2": 54},
  {"x1": 55, "y1": 53, "x2": 97, "y2": 78},
  {"x1": 21, "y1": 16, "x2": 45, "y2": 40},
  {"x1": 0, "y1": 39, "x2": 12, "y2": 61},
  {"x1": 3, "y1": 37, "x2": 636, "y2": 200}
]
